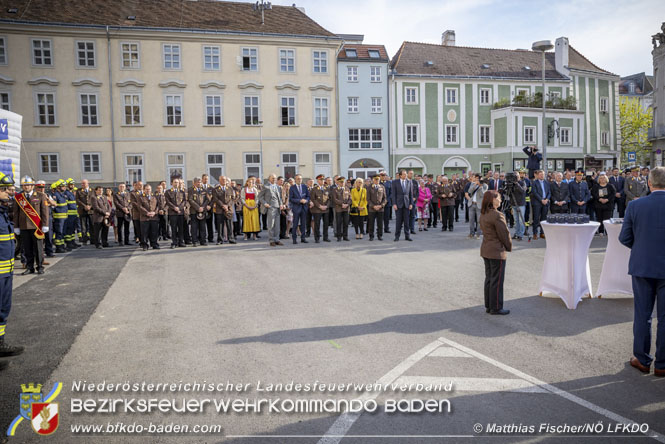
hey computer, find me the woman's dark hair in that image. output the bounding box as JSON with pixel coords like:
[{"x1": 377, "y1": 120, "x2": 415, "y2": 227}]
[{"x1": 481, "y1": 190, "x2": 500, "y2": 214}]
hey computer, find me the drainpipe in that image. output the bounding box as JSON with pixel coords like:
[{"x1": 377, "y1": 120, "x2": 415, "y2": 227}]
[{"x1": 106, "y1": 26, "x2": 118, "y2": 186}]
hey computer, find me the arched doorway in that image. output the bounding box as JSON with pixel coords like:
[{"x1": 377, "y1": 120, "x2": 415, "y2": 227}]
[
  {"x1": 347, "y1": 158, "x2": 383, "y2": 179},
  {"x1": 396, "y1": 156, "x2": 426, "y2": 176},
  {"x1": 442, "y1": 156, "x2": 470, "y2": 177}
]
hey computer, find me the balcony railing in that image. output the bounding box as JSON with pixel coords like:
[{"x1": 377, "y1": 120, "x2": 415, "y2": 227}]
[{"x1": 492, "y1": 93, "x2": 577, "y2": 111}]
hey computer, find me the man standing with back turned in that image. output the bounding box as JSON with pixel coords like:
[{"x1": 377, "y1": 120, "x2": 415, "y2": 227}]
[{"x1": 619, "y1": 166, "x2": 665, "y2": 378}]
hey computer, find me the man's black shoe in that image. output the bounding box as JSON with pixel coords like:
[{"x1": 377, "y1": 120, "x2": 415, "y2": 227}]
[
  {"x1": 37, "y1": 268, "x2": 44, "y2": 275},
  {"x1": 46, "y1": 253, "x2": 55, "y2": 258},
  {"x1": 343, "y1": 237, "x2": 350, "y2": 241},
  {"x1": 378, "y1": 237, "x2": 383, "y2": 241},
  {"x1": 406, "y1": 237, "x2": 413, "y2": 241},
  {"x1": 170, "y1": 244, "x2": 176, "y2": 249},
  {"x1": 229, "y1": 239, "x2": 236, "y2": 244},
  {"x1": 490, "y1": 309, "x2": 510, "y2": 315},
  {"x1": 96, "y1": 245, "x2": 103, "y2": 249},
  {"x1": 142, "y1": 246, "x2": 148, "y2": 251},
  {"x1": 384, "y1": 229, "x2": 391, "y2": 233},
  {"x1": 315, "y1": 239, "x2": 320, "y2": 243},
  {"x1": 21, "y1": 269, "x2": 35, "y2": 275},
  {"x1": 0, "y1": 337, "x2": 24, "y2": 357},
  {"x1": 369, "y1": 237, "x2": 374, "y2": 241},
  {"x1": 394, "y1": 238, "x2": 399, "y2": 242},
  {"x1": 178, "y1": 243, "x2": 186, "y2": 247},
  {"x1": 293, "y1": 239, "x2": 298, "y2": 244},
  {"x1": 301, "y1": 239, "x2": 308, "y2": 243},
  {"x1": 324, "y1": 238, "x2": 330, "y2": 242}
]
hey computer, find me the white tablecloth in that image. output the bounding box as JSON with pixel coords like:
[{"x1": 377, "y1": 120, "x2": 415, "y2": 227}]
[
  {"x1": 538, "y1": 221, "x2": 600, "y2": 309},
  {"x1": 596, "y1": 220, "x2": 633, "y2": 297}
]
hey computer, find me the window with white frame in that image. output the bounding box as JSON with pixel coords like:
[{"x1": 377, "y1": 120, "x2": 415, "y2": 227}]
[
  {"x1": 166, "y1": 153, "x2": 185, "y2": 180},
  {"x1": 204, "y1": 95, "x2": 222, "y2": 126},
  {"x1": 32, "y1": 39, "x2": 53, "y2": 66},
  {"x1": 206, "y1": 153, "x2": 225, "y2": 183},
  {"x1": 165, "y1": 95, "x2": 183, "y2": 125},
  {"x1": 243, "y1": 96, "x2": 260, "y2": 125},
  {"x1": 524, "y1": 126, "x2": 536, "y2": 144},
  {"x1": 601, "y1": 131, "x2": 610, "y2": 146},
  {"x1": 120, "y1": 42, "x2": 140, "y2": 69},
  {"x1": 281, "y1": 152, "x2": 298, "y2": 179},
  {"x1": 40, "y1": 153, "x2": 59, "y2": 174},
  {"x1": 347, "y1": 66, "x2": 358, "y2": 82},
  {"x1": 349, "y1": 128, "x2": 383, "y2": 149},
  {"x1": 0, "y1": 37, "x2": 6, "y2": 65},
  {"x1": 628, "y1": 83, "x2": 635, "y2": 94},
  {"x1": 279, "y1": 49, "x2": 295, "y2": 72},
  {"x1": 313, "y1": 97, "x2": 329, "y2": 126},
  {"x1": 479, "y1": 125, "x2": 491, "y2": 144},
  {"x1": 35, "y1": 92, "x2": 56, "y2": 125},
  {"x1": 79, "y1": 93, "x2": 99, "y2": 125},
  {"x1": 516, "y1": 87, "x2": 529, "y2": 96},
  {"x1": 560, "y1": 127, "x2": 571, "y2": 145},
  {"x1": 312, "y1": 50, "x2": 327, "y2": 73},
  {"x1": 244, "y1": 153, "x2": 261, "y2": 179},
  {"x1": 549, "y1": 91, "x2": 561, "y2": 100},
  {"x1": 446, "y1": 125, "x2": 459, "y2": 144},
  {"x1": 76, "y1": 41, "x2": 96, "y2": 68},
  {"x1": 241, "y1": 47, "x2": 258, "y2": 71},
  {"x1": 405, "y1": 124, "x2": 419, "y2": 144},
  {"x1": 124, "y1": 154, "x2": 144, "y2": 183},
  {"x1": 347, "y1": 97, "x2": 358, "y2": 113},
  {"x1": 480, "y1": 88, "x2": 491, "y2": 105},
  {"x1": 445, "y1": 88, "x2": 458, "y2": 105},
  {"x1": 163, "y1": 43, "x2": 181, "y2": 70},
  {"x1": 405, "y1": 87, "x2": 418, "y2": 104},
  {"x1": 371, "y1": 97, "x2": 382, "y2": 114},
  {"x1": 599, "y1": 97, "x2": 608, "y2": 113},
  {"x1": 81, "y1": 152, "x2": 101, "y2": 174},
  {"x1": 123, "y1": 93, "x2": 142, "y2": 125},
  {"x1": 370, "y1": 66, "x2": 381, "y2": 82},
  {"x1": 0, "y1": 92, "x2": 10, "y2": 111},
  {"x1": 280, "y1": 96, "x2": 296, "y2": 126},
  {"x1": 203, "y1": 45, "x2": 220, "y2": 71}
]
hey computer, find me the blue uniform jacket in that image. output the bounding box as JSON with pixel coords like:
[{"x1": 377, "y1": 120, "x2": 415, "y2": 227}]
[
  {"x1": 568, "y1": 180, "x2": 591, "y2": 203},
  {"x1": 619, "y1": 191, "x2": 665, "y2": 279}
]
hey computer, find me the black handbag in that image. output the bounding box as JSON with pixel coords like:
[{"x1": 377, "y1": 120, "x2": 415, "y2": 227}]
[{"x1": 350, "y1": 188, "x2": 364, "y2": 213}]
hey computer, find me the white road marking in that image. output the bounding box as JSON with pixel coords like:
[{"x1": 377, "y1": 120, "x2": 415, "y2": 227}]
[
  {"x1": 394, "y1": 376, "x2": 549, "y2": 393},
  {"x1": 318, "y1": 336, "x2": 665, "y2": 444},
  {"x1": 429, "y1": 347, "x2": 472, "y2": 358},
  {"x1": 318, "y1": 339, "x2": 443, "y2": 444},
  {"x1": 438, "y1": 337, "x2": 665, "y2": 443}
]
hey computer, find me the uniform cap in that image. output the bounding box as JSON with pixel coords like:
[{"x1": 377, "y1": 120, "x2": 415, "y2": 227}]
[
  {"x1": 575, "y1": 169, "x2": 585, "y2": 175},
  {"x1": 316, "y1": 174, "x2": 325, "y2": 180},
  {"x1": 0, "y1": 172, "x2": 15, "y2": 187},
  {"x1": 336, "y1": 176, "x2": 345, "y2": 182},
  {"x1": 36, "y1": 180, "x2": 46, "y2": 186}
]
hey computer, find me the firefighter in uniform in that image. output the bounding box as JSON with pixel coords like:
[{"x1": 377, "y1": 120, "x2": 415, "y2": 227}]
[
  {"x1": 64, "y1": 178, "x2": 81, "y2": 250},
  {"x1": 309, "y1": 174, "x2": 331, "y2": 243},
  {"x1": 625, "y1": 166, "x2": 648, "y2": 204},
  {"x1": 13, "y1": 176, "x2": 49, "y2": 275},
  {"x1": 52, "y1": 180, "x2": 69, "y2": 253},
  {"x1": 0, "y1": 172, "x2": 24, "y2": 368}
]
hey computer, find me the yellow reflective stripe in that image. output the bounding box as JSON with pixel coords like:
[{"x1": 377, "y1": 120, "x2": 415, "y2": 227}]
[
  {"x1": 0, "y1": 259, "x2": 14, "y2": 264},
  {"x1": 0, "y1": 233, "x2": 15, "y2": 240},
  {"x1": 56, "y1": 203, "x2": 67, "y2": 206},
  {"x1": 0, "y1": 270, "x2": 11, "y2": 275}
]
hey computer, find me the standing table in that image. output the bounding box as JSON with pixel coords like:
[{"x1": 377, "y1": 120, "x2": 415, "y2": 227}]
[
  {"x1": 596, "y1": 220, "x2": 633, "y2": 297},
  {"x1": 538, "y1": 221, "x2": 600, "y2": 309}
]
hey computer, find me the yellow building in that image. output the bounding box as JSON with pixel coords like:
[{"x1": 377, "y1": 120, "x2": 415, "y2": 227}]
[{"x1": 0, "y1": 0, "x2": 341, "y2": 184}]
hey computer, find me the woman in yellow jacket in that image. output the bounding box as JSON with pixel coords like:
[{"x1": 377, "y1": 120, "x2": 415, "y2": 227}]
[{"x1": 350, "y1": 178, "x2": 368, "y2": 239}]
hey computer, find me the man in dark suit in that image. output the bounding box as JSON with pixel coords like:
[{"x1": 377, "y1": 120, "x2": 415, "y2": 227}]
[
  {"x1": 289, "y1": 174, "x2": 310, "y2": 244},
  {"x1": 530, "y1": 170, "x2": 550, "y2": 239},
  {"x1": 488, "y1": 173, "x2": 503, "y2": 193},
  {"x1": 609, "y1": 167, "x2": 625, "y2": 218},
  {"x1": 391, "y1": 170, "x2": 413, "y2": 242},
  {"x1": 568, "y1": 170, "x2": 591, "y2": 214},
  {"x1": 619, "y1": 166, "x2": 665, "y2": 377},
  {"x1": 550, "y1": 172, "x2": 570, "y2": 214}
]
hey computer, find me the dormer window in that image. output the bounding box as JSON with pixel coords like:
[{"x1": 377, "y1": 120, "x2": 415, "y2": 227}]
[
  {"x1": 628, "y1": 82, "x2": 636, "y2": 94},
  {"x1": 368, "y1": 50, "x2": 380, "y2": 58},
  {"x1": 345, "y1": 49, "x2": 357, "y2": 58}
]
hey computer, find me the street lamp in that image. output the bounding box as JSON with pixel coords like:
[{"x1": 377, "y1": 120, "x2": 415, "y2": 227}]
[
  {"x1": 532, "y1": 40, "x2": 554, "y2": 176},
  {"x1": 258, "y1": 120, "x2": 264, "y2": 181}
]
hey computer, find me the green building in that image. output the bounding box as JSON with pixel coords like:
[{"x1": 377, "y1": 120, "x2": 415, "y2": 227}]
[{"x1": 389, "y1": 34, "x2": 620, "y2": 177}]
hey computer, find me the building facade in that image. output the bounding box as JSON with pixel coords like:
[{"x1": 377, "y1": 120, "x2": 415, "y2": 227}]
[
  {"x1": 0, "y1": 0, "x2": 341, "y2": 184},
  {"x1": 649, "y1": 24, "x2": 665, "y2": 167},
  {"x1": 337, "y1": 43, "x2": 390, "y2": 179},
  {"x1": 390, "y1": 34, "x2": 621, "y2": 177}
]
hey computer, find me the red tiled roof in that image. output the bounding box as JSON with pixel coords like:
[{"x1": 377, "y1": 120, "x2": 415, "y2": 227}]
[
  {"x1": 338, "y1": 44, "x2": 389, "y2": 62},
  {"x1": 0, "y1": 0, "x2": 337, "y2": 37}
]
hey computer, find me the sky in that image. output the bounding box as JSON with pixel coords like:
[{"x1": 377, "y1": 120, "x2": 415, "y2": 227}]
[{"x1": 274, "y1": 0, "x2": 665, "y2": 77}]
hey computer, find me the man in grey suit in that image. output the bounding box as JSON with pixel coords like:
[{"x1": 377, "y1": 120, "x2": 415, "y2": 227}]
[{"x1": 258, "y1": 174, "x2": 285, "y2": 247}]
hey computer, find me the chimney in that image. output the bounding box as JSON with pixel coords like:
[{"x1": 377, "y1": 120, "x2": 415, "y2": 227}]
[
  {"x1": 555, "y1": 36, "x2": 569, "y2": 77},
  {"x1": 441, "y1": 30, "x2": 455, "y2": 46}
]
